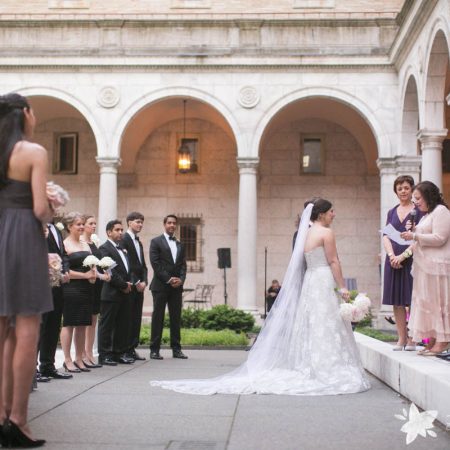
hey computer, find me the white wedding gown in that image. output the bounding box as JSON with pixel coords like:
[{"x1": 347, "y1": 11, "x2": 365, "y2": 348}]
[{"x1": 150, "y1": 243, "x2": 370, "y2": 396}]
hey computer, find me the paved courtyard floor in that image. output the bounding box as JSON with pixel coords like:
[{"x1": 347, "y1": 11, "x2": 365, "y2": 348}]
[{"x1": 30, "y1": 349, "x2": 450, "y2": 450}]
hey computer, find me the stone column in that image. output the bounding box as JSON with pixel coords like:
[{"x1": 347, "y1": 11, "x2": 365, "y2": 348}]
[
  {"x1": 96, "y1": 157, "x2": 121, "y2": 241},
  {"x1": 417, "y1": 129, "x2": 447, "y2": 190},
  {"x1": 236, "y1": 157, "x2": 259, "y2": 312},
  {"x1": 375, "y1": 158, "x2": 398, "y2": 327},
  {"x1": 395, "y1": 155, "x2": 422, "y2": 186}
]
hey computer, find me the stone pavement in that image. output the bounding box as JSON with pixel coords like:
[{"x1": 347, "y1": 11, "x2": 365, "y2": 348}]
[{"x1": 30, "y1": 349, "x2": 450, "y2": 450}]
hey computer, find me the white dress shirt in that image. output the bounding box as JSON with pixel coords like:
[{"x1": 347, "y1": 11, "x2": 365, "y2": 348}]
[
  {"x1": 164, "y1": 232, "x2": 177, "y2": 263},
  {"x1": 108, "y1": 239, "x2": 129, "y2": 273},
  {"x1": 127, "y1": 230, "x2": 142, "y2": 263}
]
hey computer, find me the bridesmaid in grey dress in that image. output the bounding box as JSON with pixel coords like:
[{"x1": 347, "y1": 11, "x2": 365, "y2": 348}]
[{"x1": 0, "y1": 93, "x2": 52, "y2": 447}]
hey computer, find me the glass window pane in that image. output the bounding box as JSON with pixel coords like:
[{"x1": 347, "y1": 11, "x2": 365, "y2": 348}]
[{"x1": 302, "y1": 138, "x2": 322, "y2": 174}]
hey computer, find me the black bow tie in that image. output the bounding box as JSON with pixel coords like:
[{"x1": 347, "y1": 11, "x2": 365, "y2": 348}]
[
  {"x1": 169, "y1": 236, "x2": 176, "y2": 241},
  {"x1": 115, "y1": 244, "x2": 122, "y2": 250},
  {"x1": 135, "y1": 236, "x2": 140, "y2": 242}
]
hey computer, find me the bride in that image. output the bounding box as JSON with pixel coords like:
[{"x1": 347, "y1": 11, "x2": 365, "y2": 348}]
[{"x1": 151, "y1": 199, "x2": 370, "y2": 395}]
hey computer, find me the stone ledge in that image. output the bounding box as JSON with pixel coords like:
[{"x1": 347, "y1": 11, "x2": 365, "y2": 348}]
[{"x1": 355, "y1": 332, "x2": 450, "y2": 426}]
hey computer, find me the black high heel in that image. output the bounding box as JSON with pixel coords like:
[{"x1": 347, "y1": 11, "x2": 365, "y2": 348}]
[
  {"x1": 3, "y1": 419, "x2": 46, "y2": 448},
  {"x1": 83, "y1": 359, "x2": 102, "y2": 369},
  {"x1": 73, "y1": 361, "x2": 90, "y2": 372},
  {"x1": 63, "y1": 362, "x2": 81, "y2": 373}
]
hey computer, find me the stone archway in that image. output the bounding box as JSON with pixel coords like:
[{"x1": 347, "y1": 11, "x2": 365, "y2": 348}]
[
  {"x1": 115, "y1": 95, "x2": 241, "y2": 309},
  {"x1": 257, "y1": 95, "x2": 381, "y2": 311},
  {"x1": 401, "y1": 75, "x2": 420, "y2": 156},
  {"x1": 26, "y1": 94, "x2": 100, "y2": 215}
]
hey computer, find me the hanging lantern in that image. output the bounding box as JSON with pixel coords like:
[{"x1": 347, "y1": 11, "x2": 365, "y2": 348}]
[{"x1": 177, "y1": 99, "x2": 191, "y2": 173}]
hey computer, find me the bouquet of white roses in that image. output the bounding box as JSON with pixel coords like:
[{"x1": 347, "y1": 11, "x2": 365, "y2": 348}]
[
  {"x1": 98, "y1": 256, "x2": 117, "y2": 275},
  {"x1": 48, "y1": 253, "x2": 63, "y2": 287},
  {"x1": 46, "y1": 181, "x2": 70, "y2": 211},
  {"x1": 82, "y1": 255, "x2": 100, "y2": 283},
  {"x1": 338, "y1": 291, "x2": 371, "y2": 323}
]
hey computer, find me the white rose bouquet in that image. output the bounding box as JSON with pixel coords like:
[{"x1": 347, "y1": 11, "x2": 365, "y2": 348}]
[
  {"x1": 46, "y1": 181, "x2": 70, "y2": 211},
  {"x1": 338, "y1": 291, "x2": 371, "y2": 323},
  {"x1": 98, "y1": 256, "x2": 117, "y2": 275},
  {"x1": 82, "y1": 255, "x2": 100, "y2": 283},
  {"x1": 48, "y1": 253, "x2": 63, "y2": 287}
]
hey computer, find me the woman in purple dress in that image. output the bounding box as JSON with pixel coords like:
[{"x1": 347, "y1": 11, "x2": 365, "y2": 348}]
[{"x1": 382, "y1": 175, "x2": 422, "y2": 351}]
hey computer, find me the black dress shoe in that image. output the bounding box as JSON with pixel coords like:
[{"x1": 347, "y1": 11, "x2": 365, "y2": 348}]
[
  {"x1": 115, "y1": 355, "x2": 134, "y2": 364},
  {"x1": 40, "y1": 369, "x2": 73, "y2": 380},
  {"x1": 130, "y1": 350, "x2": 146, "y2": 361},
  {"x1": 172, "y1": 350, "x2": 188, "y2": 359},
  {"x1": 150, "y1": 351, "x2": 163, "y2": 360},
  {"x1": 3, "y1": 419, "x2": 46, "y2": 448},
  {"x1": 36, "y1": 372, "x2": 52, "y2": 382},
  {"x1": 99, "y1": 357, "x2": 118, "y2": 366}
]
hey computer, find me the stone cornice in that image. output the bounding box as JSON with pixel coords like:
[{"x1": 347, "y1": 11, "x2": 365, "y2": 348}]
[
  {"x1": 0, "y1": 63, "x2": 396, "y2": 71},
  {"x1": 389, "y1": 0, "x2": 438, "y2": 68}
]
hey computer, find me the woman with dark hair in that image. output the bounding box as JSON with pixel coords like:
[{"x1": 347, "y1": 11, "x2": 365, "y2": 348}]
[
  {"x1": 382, "y1": 175, "x2": 423, "y2": 351},
  {"x1": 151, "y1": 198, "x2": 369, "y2": 395},
  {"x1": 0, "y1": 93, "x2": 52, "y2": 447},
  {"x1": 400, "y1": 181, "x2": 450, "y2": 356}
]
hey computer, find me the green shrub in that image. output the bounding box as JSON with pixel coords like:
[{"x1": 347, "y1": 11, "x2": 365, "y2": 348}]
[
  {"x1": 139, "y1": 325, "x2": 249, "y2": 346},
  {"x1": 201, "y1": 305, "x2": 255, "y2": 333},
  {"x1": 163, "y1": 305, "x2": 255, "y2": 333},
  {"x1": 355, "y1": 326, "x2": 395, "y2": 342}
]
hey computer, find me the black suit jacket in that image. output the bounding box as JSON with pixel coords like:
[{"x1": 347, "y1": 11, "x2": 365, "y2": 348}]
[
  {"x1": 47, "y1": 224, "x2": 69, "y2": 273},
  {"x1": 99, "y1": 240, "x2": 132, "y2": 302},
  {"x1": 149, "y1": 234, "x2": 186, "y2": 292},
  {"x1": 120, "y1": 232, "x2": 148, "y2": 285}
]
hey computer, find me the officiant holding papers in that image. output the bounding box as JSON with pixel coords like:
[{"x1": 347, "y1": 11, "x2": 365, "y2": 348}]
[{"x1": 381, "y1": 175, "x2": 423, "y2": 351}]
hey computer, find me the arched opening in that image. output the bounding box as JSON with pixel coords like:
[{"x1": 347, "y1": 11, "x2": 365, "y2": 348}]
[
  {"x1": 258, "y1": 96, "x2": 380, "y2": 308},
  {"x1": 28, "y1": 96, "x2": 99, "y2": 214},
  {"x1": 401, "y1": 75, "x2": 420, "y2": 155},
  {"x1": 424, "y1": 30, "x2": 449, "y2": 129},
  {"x1": 118, "y1": 96, "x2": 238, "y2": 306},
  {"x1": 424, "y1": 29, "x2": 450, "y2": 198}
]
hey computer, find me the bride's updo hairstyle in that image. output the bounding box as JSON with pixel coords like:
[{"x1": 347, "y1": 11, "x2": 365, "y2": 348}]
[
  {"x1": 0, "y1": 93, "x2": 30, "y2": 187},
  {"x1": 304, "y1": 198, "x2": 332, "y2": 221}
]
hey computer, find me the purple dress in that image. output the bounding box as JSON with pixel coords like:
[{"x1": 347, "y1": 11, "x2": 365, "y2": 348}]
[{"x1": 382, "y1": 205, "x2": 423, "y2": 306}]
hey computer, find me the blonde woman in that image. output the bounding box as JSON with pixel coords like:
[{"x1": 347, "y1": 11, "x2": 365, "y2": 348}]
[{"x1": 60, "y1": 212, "x2": 96, "y2": 373}]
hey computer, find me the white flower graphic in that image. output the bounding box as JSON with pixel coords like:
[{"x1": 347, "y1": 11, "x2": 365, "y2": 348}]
[{"x1": 395, "y1": 403, "x2": 438, "y2": 445}]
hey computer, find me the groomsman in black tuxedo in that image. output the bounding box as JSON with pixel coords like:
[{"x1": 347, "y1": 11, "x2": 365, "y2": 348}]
[
  {"x1": 149, "y1": 214, "x2": 187, "y2": 360},
  {"x1": 38, "y1": 220, "x2": 73, "y2": 380},
  {"x1": 98, "y1": 220, "x2": 134, "y2": 366},
  {"x1": 121, "y1": 211, "x2": 147, "y2": 361}
]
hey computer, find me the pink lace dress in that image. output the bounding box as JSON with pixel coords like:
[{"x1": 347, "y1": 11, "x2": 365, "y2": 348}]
[{"x1": 409, "y1": 205, "x2": 450, "y2": 342}]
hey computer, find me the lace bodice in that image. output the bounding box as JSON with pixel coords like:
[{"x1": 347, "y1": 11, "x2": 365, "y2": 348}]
[{"x1": 305, "y1": 246, "x2": 329, "y2": 269}]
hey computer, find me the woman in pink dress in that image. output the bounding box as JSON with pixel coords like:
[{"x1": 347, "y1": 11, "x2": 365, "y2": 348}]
[{"x1": 400, "y1": 181, "x2": 450, "y2": 356}]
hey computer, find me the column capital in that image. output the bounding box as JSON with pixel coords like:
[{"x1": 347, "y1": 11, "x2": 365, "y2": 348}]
[
  {"x1": 417, "y1": 128, "x2": 448, "y2": 145},
  {"x1": 237, "y1": 157, "x2": 259, "y2": 173},
  {"x1": 394, "y1": 155, "x2": 422, "y2": 174},
  {"x1": 96, "y1": 156, "x2": 122, "y2": 173},
  {"x1": 376, "y1": 157, "x2": 396, "y2": 174}
]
